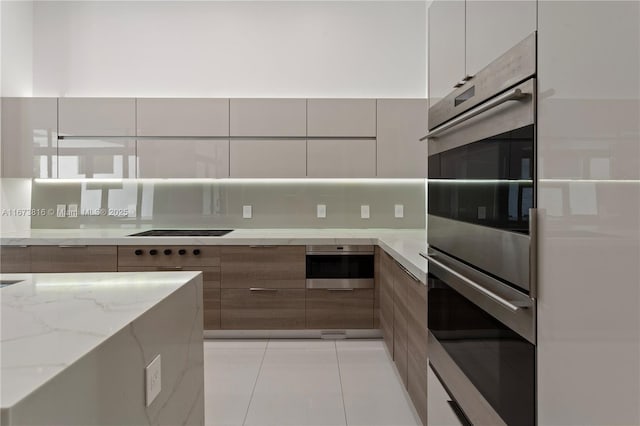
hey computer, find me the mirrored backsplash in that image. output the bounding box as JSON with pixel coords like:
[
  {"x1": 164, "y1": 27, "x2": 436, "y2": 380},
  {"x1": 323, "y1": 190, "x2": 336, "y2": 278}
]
[{"x1": 29, "y1": 179, "x2": 426, "y2": 229}]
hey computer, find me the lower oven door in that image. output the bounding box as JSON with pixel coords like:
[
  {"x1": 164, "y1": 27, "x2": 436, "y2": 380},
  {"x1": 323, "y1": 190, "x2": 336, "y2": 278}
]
[{"x1": 426, "y1": 249, "x2": 536, "y2": 426}]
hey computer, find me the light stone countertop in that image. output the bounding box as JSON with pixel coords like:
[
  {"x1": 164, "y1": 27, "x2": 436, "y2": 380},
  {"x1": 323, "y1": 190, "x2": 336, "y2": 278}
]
[
  {"x1": 0, "y1": 228, "x2": 429, "y2": 283},
  {"x1": 0, "y1": 271, "x2": 202, "y2": 410}
]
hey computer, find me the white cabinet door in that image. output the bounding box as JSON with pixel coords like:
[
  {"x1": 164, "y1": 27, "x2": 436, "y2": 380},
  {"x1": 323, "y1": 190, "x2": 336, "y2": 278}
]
[
  {"x1": 57, "y1": 138, "x2": 136, "y2": 178},
  {"x1": 137, "y1": 98, "x2": 229, "y2": 137},
  {"x1": 230, "y1": 139, "x2": 306, "y2": 178},
  {"x1": 137, "y1": 139, "x2": 229, "y2": 178},
  {"x1": 230, "y1": 99, "x2": 306, "y2": 137},
  {"x1": 1, "y1": 98, "x2": 58, "y2": 178},
  {"x1": 376, "y1": 99, "x2": 428, "y2": 178},
  {"x1": 307, "y1": 99, "x2": 376, "y2": 137},
  {"x1": 59, "y1": 98, "x2": 136, "y2": 137},
  {"x1": 307, "y1": 139, "x2": 376, "y2": 178},
  {"x1": 428, "y1": 0, "x2": 466, "y2": 107},
  {"x1": 427, "y1": 365, "x2": 465, "y2": 426},
  {"x1": 465, "y1": 0, "x2": 537, "y2": 77}
]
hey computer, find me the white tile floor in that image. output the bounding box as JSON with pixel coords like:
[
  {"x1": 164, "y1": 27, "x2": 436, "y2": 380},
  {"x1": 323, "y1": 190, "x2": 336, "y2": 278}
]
[{"x1": 204, "y1": 339, "x2": 422, "y2": 426}]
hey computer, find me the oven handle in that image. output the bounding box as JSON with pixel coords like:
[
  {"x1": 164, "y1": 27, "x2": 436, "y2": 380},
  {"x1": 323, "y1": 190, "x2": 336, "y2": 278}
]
[
  {"x1": 420, "y1": 87, "x2": 530, "y2": 141},
  {"x1": 426, "y1": 255, "x2": 523, "y2": 312}
]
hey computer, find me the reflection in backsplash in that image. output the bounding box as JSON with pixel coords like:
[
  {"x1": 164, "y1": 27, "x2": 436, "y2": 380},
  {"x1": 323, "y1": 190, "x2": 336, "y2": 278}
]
[{"x1": 30, "y1": 179, "x2": 426, "y2": 229}]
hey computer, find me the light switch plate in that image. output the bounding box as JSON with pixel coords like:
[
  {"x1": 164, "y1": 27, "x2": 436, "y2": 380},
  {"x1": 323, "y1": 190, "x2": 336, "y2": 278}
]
[
  {"x1": 394, "y1": 204, "x2": 404, "y2": 218},
  {"x1": 317, "y1": 204, "x2": 327, "y2": 218},
  {"x1": 360, "y1": 205, "x2": 370, "y2": 219},
  {"x1": 243, "y1": 205, "x2": 252, "y2": 219},
  {"x1": 56, "y1": 204, "x2": 66, "y2": 218},
  {"x1": 145, "y1": 354, "x2": 162, "y2": 407},
  {"x1": 67, "y1": 204, "x2": 78, "y2": 218}
]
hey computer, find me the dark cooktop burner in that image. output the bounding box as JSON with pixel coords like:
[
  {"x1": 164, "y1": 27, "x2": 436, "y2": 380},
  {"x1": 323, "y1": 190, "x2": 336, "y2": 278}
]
[{"x1": 128, "y1": 229, "x2": 234, "y2": 237}]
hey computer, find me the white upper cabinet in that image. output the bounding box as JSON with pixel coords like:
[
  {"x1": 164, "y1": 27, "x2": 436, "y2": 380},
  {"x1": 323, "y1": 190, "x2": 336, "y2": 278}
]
[
  {"x1": 307, "y1": 99, "x2": 376, "y2": 137},
  {"x1": 465, "y1": 0, "x2": 537, "y2": 77},
  {"x1": 230, "y1": 99, "x2": 306, "y2": 137},
  {"x1": 1, "y1": 98, "x2": 58, "y2": 178},
  {"x1": 137, "y1": 98, "x2": 229, "y2": 137},
  {"x1": 307, "y1": 139, "x2": 376, "y2": 178},
  {"x1": 137, "y1": 139, "x2": 229, "y2": 178},
  {"x1": 58, "y1": 98, "x2": 136, "y2": 137},
  {"x1": 230, "y1": 139, "x2": 306, "y2": 178},
  {"x1": 376, "y1": 99, "x2": 428, "y2": 178},
  {"x1": 428, "y1": 0, "x2": 466, "y2": 106},
  {"x1": 57, "y1": 138, "x2": 136, "y2": 179}
]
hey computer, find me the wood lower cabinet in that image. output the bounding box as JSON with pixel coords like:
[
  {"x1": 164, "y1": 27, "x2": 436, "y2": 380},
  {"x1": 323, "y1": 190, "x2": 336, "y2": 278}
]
[
  {"x1": 221, "y1": 246, "x2": 305, "y2": 289},
  {"x1": 0, "y1": 246, "x2": 32, "y2": 273},
  {"x1": 305, "y1": 288, "x2": 374, "y2": 329},
  {"x1": 118, "y1": 246, "x2": 221, "y2": 329},
  {"x1": 407, "y1": 269, "x2": 428, "y2": 426},
  {"x1": 379, "y1": 250, "x2": 395, "y2": 356},
  {"x1": 118, "y1": 265, "x2": 221, "y2": 330},
  {"x1": 393, "y1": 261, "x2": 409, "y2": 387},
  {"x1": 31, "y1": 246, "x2": 117, "y2": 272},
  {"x1": 379, "y1": 247, "x2": 428, "y2": 426},
  {"x1": 221, "y1": 288, "x2": 305, "y2": 329}
]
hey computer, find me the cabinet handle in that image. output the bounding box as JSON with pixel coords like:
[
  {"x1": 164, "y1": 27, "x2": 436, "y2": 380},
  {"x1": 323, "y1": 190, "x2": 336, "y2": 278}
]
[
  {"x1": 57, "y1": 245, "x2": 88, "y2": 248},
  {"x1": 157, "y1": 266, "x2": 183, "y2": 271},
  {"x1": 249, "y1": 245, "x2": 277, "y2": 248},
  {"x1": 249, "y1": 287, "x2": 278, "y2": 292},
  {"x1": 420, "y1": 87, "x2": 529, "y2": 141},
  {"x1": 327, "y1": 288, "x2": 355, "y2": 292}
]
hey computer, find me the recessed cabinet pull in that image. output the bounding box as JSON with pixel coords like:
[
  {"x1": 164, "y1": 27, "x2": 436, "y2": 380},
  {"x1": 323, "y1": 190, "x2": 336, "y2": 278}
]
[
  {"x1": 249, "y1": 287, "x2": 278, "y2": 292},
  {"x1": 395, "y1": 261, "x2": 421, "y2": 283},
  {"x1": 57, "y1": 245, "x2": 88, "y2": 248},
  {"x1": 249, "y1": 245, "x2": 277, "y2": 248},
  {"x1": 327, "y1": 288, "x2": 354, "y2": 292},
  {"x1": 157, "y1": 266, "x2": 183, "y2": 271}
]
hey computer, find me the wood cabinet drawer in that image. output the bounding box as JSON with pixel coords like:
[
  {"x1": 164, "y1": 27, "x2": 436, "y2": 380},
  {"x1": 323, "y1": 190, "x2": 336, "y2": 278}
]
[
  {"x1": 221, "y1": 246, "x2": 305, "y2": 289},
  {"x1": 0, "y1": 246, "x2": 31, "y2": 273},
  {"x1": 118, "y1": 246, "x2": 220, "y2": 267},
  {"x1": 221, "y1": 288, "x2": 305, "y2": 329},
  {"x1": 305, "y1": 288, "x2": 374, "y2": 329},
  {"x1": 118, "y1": 266, "x2": 221, "y2": 330},
  {"x1": 31, "y1": 246, "x2": 117, "y2": 272}
]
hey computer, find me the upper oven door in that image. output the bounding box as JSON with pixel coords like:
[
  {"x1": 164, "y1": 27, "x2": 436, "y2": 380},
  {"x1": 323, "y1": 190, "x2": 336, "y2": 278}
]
[{"x1": 426, "y1": 78, "x2": 536, "y2": 293}]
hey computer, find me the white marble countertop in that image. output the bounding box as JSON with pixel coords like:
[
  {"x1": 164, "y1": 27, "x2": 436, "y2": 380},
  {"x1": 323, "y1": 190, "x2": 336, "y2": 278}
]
[
  {"x1": 0, "y1": 228, "x2": 429, "y2": 283},
  {"x1": 0, "y1": 271, "x2": 201, "y2": 410}
]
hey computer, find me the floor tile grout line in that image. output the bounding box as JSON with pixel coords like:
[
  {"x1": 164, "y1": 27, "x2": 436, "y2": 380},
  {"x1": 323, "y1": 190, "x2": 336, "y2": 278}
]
[
  {"x1": 241, "y1": 339, "x2": 269, "y2": 426},
  {"x1": 334, "y1": 340, "x2": 349, "y2": 426}
]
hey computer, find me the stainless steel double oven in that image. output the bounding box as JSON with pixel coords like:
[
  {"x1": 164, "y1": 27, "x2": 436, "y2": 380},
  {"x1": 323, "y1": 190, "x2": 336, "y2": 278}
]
[{"x1": 422, "y1": 33, "x2": 537, "y2": 426}]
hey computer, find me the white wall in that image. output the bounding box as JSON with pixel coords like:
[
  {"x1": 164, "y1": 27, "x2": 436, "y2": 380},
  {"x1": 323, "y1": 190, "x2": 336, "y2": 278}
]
[
  {"x1": 32, "y1": 1, "x2": 427, "y2": 98},
  {"x1": 1, "y1": 0, "x2": 34, "y2": 96}
]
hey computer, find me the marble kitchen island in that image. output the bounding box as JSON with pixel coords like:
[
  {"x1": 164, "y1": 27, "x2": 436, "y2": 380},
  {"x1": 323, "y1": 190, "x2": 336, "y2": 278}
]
[{"x1": 0, "y1": 271, "x2": 204, "y2": 426}]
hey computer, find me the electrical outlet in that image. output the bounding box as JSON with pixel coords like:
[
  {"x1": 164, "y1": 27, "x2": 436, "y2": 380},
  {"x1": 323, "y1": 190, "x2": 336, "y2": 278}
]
[
  {"x1": 243, "y1": 205, "x2": 252, "y2": 219},
  {"x1": 56, "y1": 204, "x2": 66, "y2": 218},
  {"x1": 317, "y1": 204, "x2": 327, "y2": 218},
  {"x1": 67, "y1": 204, "x2": 78, "y2": 218},
  {"x1": 145, "y1": 354, "x2": 162, "y2": 407},
  {"x1": 360, "y1": 205, "x2": 370, "y2": 219},
  {"x1": 394, "y1": 204, "x2": 404, "y2": 218}
]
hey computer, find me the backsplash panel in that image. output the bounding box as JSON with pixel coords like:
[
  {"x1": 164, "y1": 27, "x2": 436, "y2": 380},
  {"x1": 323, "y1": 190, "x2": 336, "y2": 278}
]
[{"x1": 31, "y1": 180, "x2": 425, "y2": 229}]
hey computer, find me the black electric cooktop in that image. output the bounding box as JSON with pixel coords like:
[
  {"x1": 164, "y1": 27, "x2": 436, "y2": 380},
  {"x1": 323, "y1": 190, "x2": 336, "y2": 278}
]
[{"x1": 128, "y1": 229, "x2": 234, "y2": 237}]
